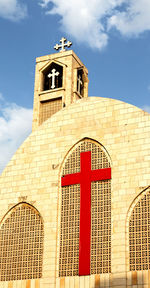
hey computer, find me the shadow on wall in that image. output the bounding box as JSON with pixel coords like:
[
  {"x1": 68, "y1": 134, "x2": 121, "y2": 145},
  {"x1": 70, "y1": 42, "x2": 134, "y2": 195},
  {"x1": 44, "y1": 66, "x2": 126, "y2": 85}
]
[
  {"x1": 92, "y1": 271, "x2": 144, "y2": 287},
  {"x1": 59, "y1": 272, "x2": 147, "y2": 287}
]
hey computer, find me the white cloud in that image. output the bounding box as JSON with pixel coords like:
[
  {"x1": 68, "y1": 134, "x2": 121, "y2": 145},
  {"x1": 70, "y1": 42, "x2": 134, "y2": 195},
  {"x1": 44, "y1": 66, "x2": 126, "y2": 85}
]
[
  {"x1": 0, "y1": 0, "x2": 27, "y2": 21},
  {"x1": 0, "y1": 98, "x2": 32, "y2": 174},
  {"x1": 40, "y1": 0, "x2": 150, "y2": 50},
  {"x1": 108, "y1": 0, "x2": 150, "y2": 36}
]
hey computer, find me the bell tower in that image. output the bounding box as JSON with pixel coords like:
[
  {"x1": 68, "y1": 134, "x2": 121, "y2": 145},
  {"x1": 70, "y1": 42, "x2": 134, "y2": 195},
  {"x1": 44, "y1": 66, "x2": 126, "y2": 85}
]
[{"x1": 32, "y1": 37, "x2": 89, "y2": 131}]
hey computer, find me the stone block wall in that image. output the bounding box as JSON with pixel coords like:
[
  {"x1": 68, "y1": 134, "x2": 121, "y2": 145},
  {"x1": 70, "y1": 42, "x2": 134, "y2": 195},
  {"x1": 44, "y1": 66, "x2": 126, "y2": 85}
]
[{"x1": 0, "y1": 97, "x2": 150, "y2": 287}]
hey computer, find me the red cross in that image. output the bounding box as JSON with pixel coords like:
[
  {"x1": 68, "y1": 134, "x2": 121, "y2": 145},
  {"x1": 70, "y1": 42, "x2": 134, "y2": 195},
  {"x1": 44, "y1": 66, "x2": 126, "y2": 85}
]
[{"x1": 61, "y1": 151, "x2": 111, "y2": 276}]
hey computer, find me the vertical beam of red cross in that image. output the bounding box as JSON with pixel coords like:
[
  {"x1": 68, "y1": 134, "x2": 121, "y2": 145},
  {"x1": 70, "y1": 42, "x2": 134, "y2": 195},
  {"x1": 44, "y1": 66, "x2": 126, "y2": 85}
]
[{"x1": 61, "y1": 151, "x2": 111, "y2": 276}]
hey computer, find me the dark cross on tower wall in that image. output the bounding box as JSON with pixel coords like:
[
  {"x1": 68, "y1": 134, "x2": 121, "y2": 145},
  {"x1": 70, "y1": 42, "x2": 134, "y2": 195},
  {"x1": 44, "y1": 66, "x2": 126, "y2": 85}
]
[
  {"x1": 48, "y1": 68, "x2": 59, "y2": 89},
  {"x1": 61, "y1": 151, "x2": 111, "y2": 276},
  {"x1": 54, "y1": 37, "x2": 72, "y2": 52}
]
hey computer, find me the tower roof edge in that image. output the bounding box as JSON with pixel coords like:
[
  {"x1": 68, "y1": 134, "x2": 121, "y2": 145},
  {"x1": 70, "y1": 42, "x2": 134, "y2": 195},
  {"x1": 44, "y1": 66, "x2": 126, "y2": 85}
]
[{"x1": 36, "y1": 50, "x2": 88, "y2": 73}]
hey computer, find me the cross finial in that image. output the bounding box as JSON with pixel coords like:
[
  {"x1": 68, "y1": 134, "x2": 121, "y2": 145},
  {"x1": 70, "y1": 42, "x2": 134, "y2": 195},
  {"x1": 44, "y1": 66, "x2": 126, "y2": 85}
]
[{"x1": 54, "y1": 37, "x2": 72, "y2": 52}]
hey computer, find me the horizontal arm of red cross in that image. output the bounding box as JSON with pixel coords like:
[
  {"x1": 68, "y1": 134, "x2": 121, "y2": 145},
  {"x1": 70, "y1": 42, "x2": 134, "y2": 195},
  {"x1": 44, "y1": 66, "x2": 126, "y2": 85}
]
[{"x1": 61, "y1": 167, "x2": 111, "y2": 186}]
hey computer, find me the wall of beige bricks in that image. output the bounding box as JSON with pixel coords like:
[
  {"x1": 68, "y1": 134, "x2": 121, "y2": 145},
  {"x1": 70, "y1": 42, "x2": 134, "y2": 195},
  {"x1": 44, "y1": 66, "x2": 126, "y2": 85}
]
[{"x1": 0, "y1": 96, "x2": 150, "y2": 288}]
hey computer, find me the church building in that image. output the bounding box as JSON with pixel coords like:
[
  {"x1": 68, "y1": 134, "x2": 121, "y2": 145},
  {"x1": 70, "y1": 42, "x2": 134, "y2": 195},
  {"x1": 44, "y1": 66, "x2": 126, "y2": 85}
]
[{"x1": 0, "y1": 38, "x2": 150, "y2": 288}]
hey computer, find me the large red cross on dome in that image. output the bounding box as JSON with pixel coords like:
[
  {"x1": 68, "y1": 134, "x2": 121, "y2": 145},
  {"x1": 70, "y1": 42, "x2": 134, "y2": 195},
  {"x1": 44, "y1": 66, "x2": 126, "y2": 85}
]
[{"x1": 61, "y1": 151, "x2": 111, "y2": 276}]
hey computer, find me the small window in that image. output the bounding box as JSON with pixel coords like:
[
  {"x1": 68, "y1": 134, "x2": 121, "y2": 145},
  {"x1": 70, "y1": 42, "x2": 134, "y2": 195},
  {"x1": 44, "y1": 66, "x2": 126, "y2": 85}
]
[
  {"x1": 43, "y1": 62, "x2": 63, "y2": 91},
  {"x1": 40, "y1": 97, "x2": 62, "y2": 125},
  {"x1": 77, "y1": 69, "x2": 84, "y2": 96}
]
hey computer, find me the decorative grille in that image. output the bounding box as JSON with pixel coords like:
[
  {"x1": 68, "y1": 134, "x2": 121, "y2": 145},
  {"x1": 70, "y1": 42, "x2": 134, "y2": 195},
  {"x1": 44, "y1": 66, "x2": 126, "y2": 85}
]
[
  {"x1": 59, "y1": 139, "x2": 111, "y2": 276},
  {"x1": 129, "y1": 192, "x2": 150, "y2": 271},
  {"x1": 40, "y1": 98, "x2": 62, "y2": 125},
  {"x1": 60, "y1": 185, "x2": 80, "y2": 277},
  {"x1": 91, "y1": 180, "x2": 111, "y2": 274},
  {"x1": 0, "y1": 203, "x2": 44, "y2": 281}
]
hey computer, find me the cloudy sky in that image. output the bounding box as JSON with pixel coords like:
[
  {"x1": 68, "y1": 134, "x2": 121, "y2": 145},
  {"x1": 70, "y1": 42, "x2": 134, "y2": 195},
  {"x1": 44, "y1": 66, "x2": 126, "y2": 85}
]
[{"x1": 0, "y1": 0, "x2": 150, "y2": 173}]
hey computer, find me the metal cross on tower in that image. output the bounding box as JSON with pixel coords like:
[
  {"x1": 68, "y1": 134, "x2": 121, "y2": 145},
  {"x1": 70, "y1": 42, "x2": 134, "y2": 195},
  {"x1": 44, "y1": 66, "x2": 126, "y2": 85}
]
[
  {"x1": 48, "y1": 68, "x2": 59, "y2": 89},
  {"x1": 54, "y1": 37, "x2": 72, "y2": 52},
  {"x1": 77, "y1": 74, "x2": 83, "y2": 94}
]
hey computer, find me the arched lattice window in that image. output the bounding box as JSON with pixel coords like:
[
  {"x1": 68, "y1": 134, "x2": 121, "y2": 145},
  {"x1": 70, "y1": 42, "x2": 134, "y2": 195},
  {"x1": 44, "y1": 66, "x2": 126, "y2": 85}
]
[
  {"x1": 129, "y1": 190, "x2": 150, "y2": 271},
  {"x1": 59, "y1": 139, "x2": 111, "y2": 277},
  {"x1": 0, "y1": 203, "x2": 44, "y2": 281}
]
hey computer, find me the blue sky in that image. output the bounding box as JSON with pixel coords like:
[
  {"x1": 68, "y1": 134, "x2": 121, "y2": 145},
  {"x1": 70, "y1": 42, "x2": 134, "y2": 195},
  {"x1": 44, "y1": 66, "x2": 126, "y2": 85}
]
[{"x1": 0, "y1": 0, "x2": 150, "y2": 172}]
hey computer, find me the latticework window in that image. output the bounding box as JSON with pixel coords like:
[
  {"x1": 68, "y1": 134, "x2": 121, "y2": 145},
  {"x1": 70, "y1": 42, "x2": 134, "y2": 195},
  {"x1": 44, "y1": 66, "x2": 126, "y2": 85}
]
[
  {"x1": 59, "y1": 139, "x2": 111, "y2": 277},
  {"x1": 0, "y1": 203, "x2": 44, "y2": 281},
  {"x1": 40, "y1": 98, "x2": 62, "y2": 125},
  {"x1": 129, "y1": 191, "x2": 150, "y2": 271}
]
